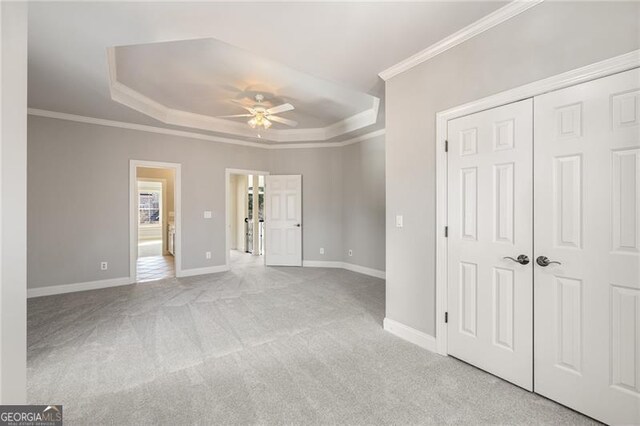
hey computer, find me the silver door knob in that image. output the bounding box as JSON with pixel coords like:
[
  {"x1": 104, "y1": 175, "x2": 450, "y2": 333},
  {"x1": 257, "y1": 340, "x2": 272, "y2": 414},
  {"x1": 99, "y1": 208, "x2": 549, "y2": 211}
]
[
  {"x1": 536, "y1": 256, "x2": 561, "y2": 267},
  {"x1": 503, "y1": 255, "x2": 530, "y2": 265}
]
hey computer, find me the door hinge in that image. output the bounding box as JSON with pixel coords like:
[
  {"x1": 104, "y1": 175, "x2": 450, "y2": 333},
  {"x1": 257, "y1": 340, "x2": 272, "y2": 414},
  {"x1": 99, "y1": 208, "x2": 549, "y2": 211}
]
[
  {"x1": 445, "y1": 312, "x2": 448, "y2": 323},
  {"x1": 444, "y1": 226, "x2": 448, "y2": 237},
  {"x1": 445, "y1": 140, "x2": 448, "y2": 152}
]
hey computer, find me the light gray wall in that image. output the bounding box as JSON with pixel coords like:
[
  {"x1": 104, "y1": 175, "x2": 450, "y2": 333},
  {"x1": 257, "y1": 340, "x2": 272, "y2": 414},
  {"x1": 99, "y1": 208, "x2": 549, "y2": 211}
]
[
  {"x1": 28, "y1": 116, "x2": 269, "y2": 287},
  {"x1": 385, "y1": 1, "x2": 640, "y2": 336},
  {"x1": 268, "y1": 147, "x2": 344, "y2": 262},
  {"x1": 27, "y1": 116, "x2": 386, "y2": 289},
  {"x1": 1, "y1": 1, "x2": 28, "y2": 403},
  {"x1": 342, "y1": 135, "x2": 385, "y2": 270}
]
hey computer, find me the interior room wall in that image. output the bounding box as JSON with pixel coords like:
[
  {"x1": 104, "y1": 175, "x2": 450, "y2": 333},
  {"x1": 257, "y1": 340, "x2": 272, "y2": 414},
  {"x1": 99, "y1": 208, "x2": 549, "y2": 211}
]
[
  {"x1": 384, "y1": 1, "x2": 640, "y2": 337},
  {"x1": 342, "y1": 135, "x2": 385, "y2": 272},
  {"x1": 137, "y1": 167, "x2": 175, "y2": 254},
  {"x1": 267, "y1": 147, "x2": 344, "y2": 263},
  {"x1": 0, "y1": 1, "x2": 28, "y2": 403},
  {"x1": 27, "y1": 115, "x2": 386, "y2": 290},
  {"x1": 27, "y1": 116, "x2": 269, "y2": 288}
]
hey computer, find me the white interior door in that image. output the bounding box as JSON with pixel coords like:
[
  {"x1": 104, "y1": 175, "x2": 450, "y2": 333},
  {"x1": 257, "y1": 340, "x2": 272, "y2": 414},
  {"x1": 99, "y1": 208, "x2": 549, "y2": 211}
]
[
  {"x1": 447, "y1": 99, "x2": 534, "y2": 390},
  {"x1": 265, "y1": 175, "x2": 302, "y2": 266},
  {"x1": 534, "y1": 68, "x2": 640, "y2": 425}
]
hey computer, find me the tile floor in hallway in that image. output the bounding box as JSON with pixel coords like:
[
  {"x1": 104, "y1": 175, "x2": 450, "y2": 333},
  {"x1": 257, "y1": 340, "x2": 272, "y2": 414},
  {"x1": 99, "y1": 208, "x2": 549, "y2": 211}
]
[
  {"x1": 27, "y1": 251, "x2": 594, "y2": 425},
  {"x1": 138, "y1": 239, "x2": 163, "y2": 257},
  {"x1": 136, "y1": 255, "x2": 175, "y2": 282}
]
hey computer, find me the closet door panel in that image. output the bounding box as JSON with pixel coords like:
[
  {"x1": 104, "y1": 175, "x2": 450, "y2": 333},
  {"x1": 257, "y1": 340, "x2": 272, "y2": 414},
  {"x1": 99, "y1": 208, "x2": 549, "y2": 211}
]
[
  {"x1": 534, "y1": 67, "x2": 640, "y2": 426},
  {"x1": 447, "y1": 98, "x2": 533, "y2": 390}
]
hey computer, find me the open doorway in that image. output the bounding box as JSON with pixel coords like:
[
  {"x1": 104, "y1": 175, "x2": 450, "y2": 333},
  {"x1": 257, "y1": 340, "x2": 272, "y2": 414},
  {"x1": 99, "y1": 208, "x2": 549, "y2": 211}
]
[
  {"x1": 226, "y1": 169, "x2": 269, "y2": 268},
  {"x1": 130, "y1": 160, "x2": 181, "y2": 282}
]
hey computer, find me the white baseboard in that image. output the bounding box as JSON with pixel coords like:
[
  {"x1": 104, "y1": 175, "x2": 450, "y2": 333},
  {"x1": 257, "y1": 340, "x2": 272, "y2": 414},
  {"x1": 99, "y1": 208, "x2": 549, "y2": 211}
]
[
  {"x1": 342, "y1": 262, "x2": 385, "y2": 279},
  {"x1": 302, "y1": 260, "x2": 385, "y2": 279},
  {"x1": 27, "y1": 276, "x2": 133, "y2": 298},
  {"x1": 302, "y1": 260, "x2": 344, "y2": 268},
  {"x1": 178, "y1": 264, "x2": 229, "y2": 277},
  {"x1": 28, "y1": 264, "x2": 230, "y2": 298},
  {"x1": 383, "y1": 317, "x2": 438, "y2": 353},
  {"x1": 28, "y1": 262, "x2": 378, "y2": 298}
]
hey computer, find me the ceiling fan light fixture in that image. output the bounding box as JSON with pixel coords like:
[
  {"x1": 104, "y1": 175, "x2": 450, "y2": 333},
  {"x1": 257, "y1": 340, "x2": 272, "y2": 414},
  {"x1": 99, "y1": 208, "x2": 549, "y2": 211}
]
[
  {"x1": 220, "y1": 94, "x2": 296, "y2": 132},
  {"x1": 247, "y1": 113, "x2": 272, "y2": 130}
]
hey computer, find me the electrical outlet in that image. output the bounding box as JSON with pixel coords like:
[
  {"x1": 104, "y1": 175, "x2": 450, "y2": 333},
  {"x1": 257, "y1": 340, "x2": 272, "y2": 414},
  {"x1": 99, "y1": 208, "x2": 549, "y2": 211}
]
[
  {"x1": 205, "y1": 251, "x2": 211, "y2": 259},
  {"x1": 320, "y1": 248, "x2": 325, "y2": 255},
  {"x1": 203, "y1": 211, "x2": 212, "y2": 219},
  {"x1": 100, "y1": 261, "x2": 108, "y2": 271},
  {"x1": 348, "y1": 249, "x2": 353, "y2": 257}
]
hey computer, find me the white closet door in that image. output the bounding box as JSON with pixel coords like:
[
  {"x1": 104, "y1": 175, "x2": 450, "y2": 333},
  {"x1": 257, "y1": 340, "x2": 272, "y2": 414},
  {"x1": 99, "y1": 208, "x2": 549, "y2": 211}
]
[
  {"x1": 265, "y1": 175, "x2": 302, "y2": 266},
  {"x1": 534, "y1": 68, "x2": 640, "y2": 425},
  {"x1": 447, "y1": 99, "x2": 533, "y2": 390}
]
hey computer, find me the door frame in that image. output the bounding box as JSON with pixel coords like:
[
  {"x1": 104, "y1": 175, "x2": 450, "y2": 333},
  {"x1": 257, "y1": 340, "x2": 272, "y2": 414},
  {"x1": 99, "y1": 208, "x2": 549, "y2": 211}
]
[
  {"x1": 225, "y1": 168, "x2": 270, "y2": 269},
  {"x1": 434, "y1": 49, "x2": 640, "y2": 356},
  {"x1": 130, "y1": 160, "x2": 182, "y2": 281}
]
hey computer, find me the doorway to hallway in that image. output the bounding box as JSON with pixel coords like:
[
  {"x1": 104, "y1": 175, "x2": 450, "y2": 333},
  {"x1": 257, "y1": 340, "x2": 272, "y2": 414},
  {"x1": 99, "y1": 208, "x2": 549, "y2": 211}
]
[
  {"x1": 136, "y1": 177, "x2": 175, "y2": 282},
  {"x1": 227, "y1": 170, "x2": 267, "y2": 267},
  {"x1": 130, "y1": 160, "x2": 181, "y2": 282}
]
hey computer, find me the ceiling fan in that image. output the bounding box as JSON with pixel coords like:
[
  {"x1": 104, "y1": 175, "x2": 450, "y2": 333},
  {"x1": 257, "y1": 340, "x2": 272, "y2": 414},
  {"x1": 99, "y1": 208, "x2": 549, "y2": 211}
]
[{"x1": 217, "y1": 94, "x2": 298, "y2": 130}]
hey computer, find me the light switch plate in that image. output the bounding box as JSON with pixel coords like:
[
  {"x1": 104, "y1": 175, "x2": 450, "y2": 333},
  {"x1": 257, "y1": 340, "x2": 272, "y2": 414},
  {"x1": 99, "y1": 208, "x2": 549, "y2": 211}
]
[
  {"x1": 396, "y1": 215, "x2": 403, "y2": 228},
  {"x1": 204, "y1": 211, "x2": 212, "y2": 219}
]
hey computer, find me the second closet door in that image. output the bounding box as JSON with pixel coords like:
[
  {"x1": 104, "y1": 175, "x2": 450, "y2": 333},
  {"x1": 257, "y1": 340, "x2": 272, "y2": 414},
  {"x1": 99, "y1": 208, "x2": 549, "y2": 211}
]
[{"x1": 534, "y1": 68, "x2": 640, "y2": 425}]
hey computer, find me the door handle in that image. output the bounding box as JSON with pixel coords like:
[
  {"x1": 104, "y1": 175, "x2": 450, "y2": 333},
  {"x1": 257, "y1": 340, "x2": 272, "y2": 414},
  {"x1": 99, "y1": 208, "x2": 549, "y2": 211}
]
[
  {"x1": 503, "y1": 255, "x2": 530, "y2": 265},
  {"x1": 294, "y1": 223, "x2": 301, "y2": 227},
  {"x1": 536, "y1": 256, "x2": 561, "y2": 267}
]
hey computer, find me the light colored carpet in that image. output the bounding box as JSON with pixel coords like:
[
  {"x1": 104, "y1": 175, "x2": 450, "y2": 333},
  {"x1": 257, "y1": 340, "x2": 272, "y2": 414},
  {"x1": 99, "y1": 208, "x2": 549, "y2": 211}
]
[{"x1": 27, "y1": 252, "x2": 594, "y2": 425}]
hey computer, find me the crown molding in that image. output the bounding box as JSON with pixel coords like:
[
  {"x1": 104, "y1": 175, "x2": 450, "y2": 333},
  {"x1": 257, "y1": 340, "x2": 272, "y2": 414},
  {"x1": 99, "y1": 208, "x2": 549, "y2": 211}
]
[
  {"x1": 276, "y1": 128, "x2": 385, "y2": 149},
  {"x1": 106, "y1": 47, "x2": 379, "y2": 143},
  {"x1": 378, "y1": 0, "x2": 544, "y2": 81},
  {"x1": 27, "y1": 108, "x2": 385, "y2": 149}
]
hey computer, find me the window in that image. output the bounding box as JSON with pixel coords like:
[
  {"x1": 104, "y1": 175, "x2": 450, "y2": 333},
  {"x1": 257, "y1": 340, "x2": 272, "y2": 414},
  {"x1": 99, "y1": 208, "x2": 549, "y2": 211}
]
[{"x1": 139, "y1": 191, "x2": 160, "y2": 225}]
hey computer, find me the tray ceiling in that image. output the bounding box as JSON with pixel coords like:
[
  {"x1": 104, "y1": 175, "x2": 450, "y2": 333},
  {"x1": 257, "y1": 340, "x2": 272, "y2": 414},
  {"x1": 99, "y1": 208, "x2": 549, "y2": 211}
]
[
  {"x1": 109, "y1": 38, "x2": 379, "y2": 141},
  {"x1": 27, "y1": 1, "x2": 507, "y2": 145}
]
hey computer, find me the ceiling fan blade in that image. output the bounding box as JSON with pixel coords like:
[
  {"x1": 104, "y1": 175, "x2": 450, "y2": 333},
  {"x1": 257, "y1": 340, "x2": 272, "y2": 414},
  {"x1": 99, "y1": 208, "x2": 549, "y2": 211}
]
[
  {"x1": 266, "y1": 103, "x2": 294, "y2": 115},
  {"x1": 267, "y1": 115, "x2": 298, "y2": 127},
  {"x1": 216, "y1": 114, "x2": 253, "y2": 118},
  {"x1": 229, "y1": 99, "x2": 257, "y2": 114}
]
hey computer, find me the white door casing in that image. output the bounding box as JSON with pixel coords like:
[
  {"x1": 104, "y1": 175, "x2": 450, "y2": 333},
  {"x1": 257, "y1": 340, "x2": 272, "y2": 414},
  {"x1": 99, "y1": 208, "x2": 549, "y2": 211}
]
[
  {"x1": 534, "y1": 68, "x2": 640, "y2": 425},
  {"x1": 447, "y1": 99, "x2": 534, "y2": 390},
  {"x1": 265, "y1": 175, "x2": 302, "y2": 266}
]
